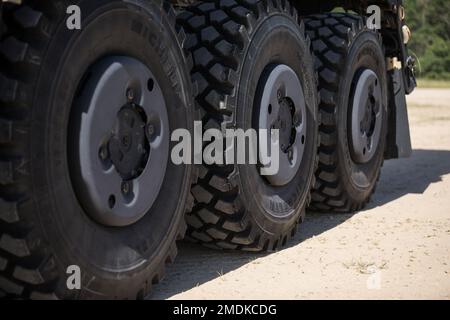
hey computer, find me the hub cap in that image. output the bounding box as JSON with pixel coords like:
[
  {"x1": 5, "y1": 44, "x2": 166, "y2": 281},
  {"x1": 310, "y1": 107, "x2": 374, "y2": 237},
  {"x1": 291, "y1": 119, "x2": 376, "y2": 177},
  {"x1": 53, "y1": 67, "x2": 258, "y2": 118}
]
[
  {"x1": 349, "y1": 69, "x2": 382, "y2": 164},
  {"x1": 71, "y1": 56, "x2": 169, "y2": 227},
  {"x1": 257, "y1": 64, "x2": 307, "y2": 186}
]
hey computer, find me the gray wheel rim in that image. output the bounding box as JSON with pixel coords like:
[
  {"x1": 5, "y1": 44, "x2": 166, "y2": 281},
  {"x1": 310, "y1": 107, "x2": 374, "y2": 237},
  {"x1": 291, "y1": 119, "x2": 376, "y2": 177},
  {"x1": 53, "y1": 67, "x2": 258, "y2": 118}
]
[
  {"x1": 258, "y1": 64, "x2": 307, "y2": 186},
  {"x1": 349, "y1": 69, "x2": 382, "y2": 164},
  {"x1": 73, "y1": 56, "x2": 169, "y2": 227}
]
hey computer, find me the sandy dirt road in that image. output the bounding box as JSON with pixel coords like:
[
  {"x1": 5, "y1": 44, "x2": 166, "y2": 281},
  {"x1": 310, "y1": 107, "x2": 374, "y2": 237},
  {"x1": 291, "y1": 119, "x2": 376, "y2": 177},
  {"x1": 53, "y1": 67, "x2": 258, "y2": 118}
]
[{"x1": 153, "y1": 88, "x2": 450, "y2": 300}]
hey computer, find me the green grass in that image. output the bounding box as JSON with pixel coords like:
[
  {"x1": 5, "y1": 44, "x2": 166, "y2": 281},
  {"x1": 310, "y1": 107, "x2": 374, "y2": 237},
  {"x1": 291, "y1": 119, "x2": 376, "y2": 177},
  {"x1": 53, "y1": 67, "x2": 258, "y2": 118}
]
[{"x1": 417, "y1": 79, "x2": 450, "y2": 89}]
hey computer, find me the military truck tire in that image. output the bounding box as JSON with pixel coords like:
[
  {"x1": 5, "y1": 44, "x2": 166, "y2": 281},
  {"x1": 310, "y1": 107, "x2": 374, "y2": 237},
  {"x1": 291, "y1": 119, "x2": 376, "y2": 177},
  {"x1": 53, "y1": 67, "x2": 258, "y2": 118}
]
[
  {"x1": 178, "y1": 0, "x2": 319, "y2": 252},
  {"x1": 305, "y1": 13, "x2": 388, "y2": 213},
  {"x1": 0, "y1": 0, "x2": 194, "y2": 299}
]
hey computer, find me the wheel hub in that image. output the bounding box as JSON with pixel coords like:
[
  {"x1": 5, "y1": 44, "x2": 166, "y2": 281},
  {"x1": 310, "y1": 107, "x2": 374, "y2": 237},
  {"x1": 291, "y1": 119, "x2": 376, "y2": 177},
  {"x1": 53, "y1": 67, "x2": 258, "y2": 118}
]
[
  {"x1": 275, "y1": 98, "x2": 296, "y2": 153},
  {"x1": 257, "y1": 64, "x2": 307, "y2": 186},
  {"x1": 70, "y1": 56, "x2": 169, "y2": 227},
  {"x1": 107, "y1": 106, "x2": 149, "y2": 181},
  {"x1": 349, "y1": 69, "x2": 382, "y2": 164}
]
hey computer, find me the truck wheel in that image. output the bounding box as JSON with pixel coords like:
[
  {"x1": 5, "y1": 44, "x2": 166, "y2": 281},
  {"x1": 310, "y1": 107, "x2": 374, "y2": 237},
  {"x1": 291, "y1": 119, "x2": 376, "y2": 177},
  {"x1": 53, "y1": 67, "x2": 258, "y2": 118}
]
[
  {"x1": 177, "y1": 0, "x2": 318, "y2": 251},
  {"x1": 0, "y1": 0, "x2": 194, "y2": 299},
  {"x1": 305, "y1": 13, "x2": 388, "y2": 213}
]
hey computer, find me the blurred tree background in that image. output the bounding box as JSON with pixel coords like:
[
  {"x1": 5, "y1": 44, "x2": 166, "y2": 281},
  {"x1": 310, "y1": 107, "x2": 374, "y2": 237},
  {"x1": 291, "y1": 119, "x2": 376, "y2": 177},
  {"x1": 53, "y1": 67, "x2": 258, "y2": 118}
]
[{"x1": 405, "y1": 0, "x2": 450, "y2": 79}]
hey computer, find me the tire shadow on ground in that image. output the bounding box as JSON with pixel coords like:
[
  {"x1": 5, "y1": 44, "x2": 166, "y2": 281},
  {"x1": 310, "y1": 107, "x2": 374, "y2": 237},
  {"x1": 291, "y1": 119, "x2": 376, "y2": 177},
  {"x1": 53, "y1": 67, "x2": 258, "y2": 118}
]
[
  {"x1": 151, "y1": 149, "x2": 450, "y2": 299},
  {"x1": 369, "y1": 149, "x2": 450, "y2": 208}
]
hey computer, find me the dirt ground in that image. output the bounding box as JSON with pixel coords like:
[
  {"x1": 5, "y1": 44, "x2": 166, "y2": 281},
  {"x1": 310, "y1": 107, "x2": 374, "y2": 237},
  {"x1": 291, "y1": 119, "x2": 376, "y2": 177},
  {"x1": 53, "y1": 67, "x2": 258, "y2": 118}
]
[{"x1": 153, "y1": 88, "x2": 450, "y2": 300}]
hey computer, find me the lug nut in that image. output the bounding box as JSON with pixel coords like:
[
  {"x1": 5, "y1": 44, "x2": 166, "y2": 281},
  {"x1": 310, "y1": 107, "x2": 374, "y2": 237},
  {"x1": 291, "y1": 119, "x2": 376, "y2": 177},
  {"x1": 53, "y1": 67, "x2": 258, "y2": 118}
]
[
  {"x1": 99, "y1": 145, "x2": 109, "y2": 161},
  {"x1": 126, "y1": 88, "x2": 134, "y2": 101},
  {"x1": 121, "y1": 181, "x2": 131, "y2": 195},
  {"x1": 137, "y1": 144, "x2": 147, "y2": 155},
  {"x1": 147, "y1": 124, "x2": 155, "y2": 138},
  {"x1": 293, "y1": 114, "x2": 302, "y2": 126},
  {"x1": 277, "y1": 90, "x2": 282, "y2": 100},
  {"x1": 288, "y1": 149, "x2": 294, "y2": 161}
]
